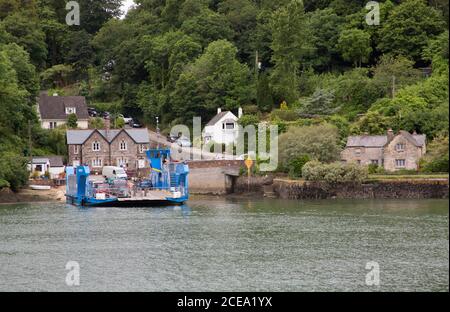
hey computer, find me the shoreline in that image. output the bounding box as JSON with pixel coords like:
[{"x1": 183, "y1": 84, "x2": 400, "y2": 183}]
[{"x1": 1, "y1": 176, "x2": 449, "y2": 204}]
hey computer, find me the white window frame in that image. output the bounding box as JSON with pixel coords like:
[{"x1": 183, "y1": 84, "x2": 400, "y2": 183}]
[
  {"x1": 120, "y1": 140, "x2": 127, "y2": 151},
  {"x1": 371, "y1": 160, "x2": 379, "y2": 166},
  {"x1": 92, "y1": 158, "x2": 102, "y2": 168},
  {"x1": 74, "y1": 145, "x2": 79, "y2": 155},
  {"x1": 92, "y1": 141, "x2": 100, "y2": 152},
  {"x1": 117, "y1": 158, "x2": 128, "y2": 167},
  {"x1": 49, "y1": 122, "x2": 57, "y2": 129},
  {"x1": 65, "y1": 107, "x2": 76, "y2": 115},
  {"x1": 355, "y1": 149, "x2": 362, "y2": 156},
  {"x1": 225, "y1": 123, "x2": 235, "y2": 130},
  {"x1": 395, "y1": 159, "x2": 406, "y2": 168}
]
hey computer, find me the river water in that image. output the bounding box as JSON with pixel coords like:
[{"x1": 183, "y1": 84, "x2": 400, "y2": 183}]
[{"x1": 0, "y1": 198, "x2": 448, "y2": 292}]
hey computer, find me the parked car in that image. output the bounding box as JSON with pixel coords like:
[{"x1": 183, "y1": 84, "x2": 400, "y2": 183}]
[
  {"x1": 118, "y1": 114, "x2": 133, "y2": 125},
  {"x1": 88, "y1": 107, "x2": 97, "y2": 117},
  {"x1": 132, "y1": 121, "x2": 143, "y2": 128},
  {"x1": 176, "y1": 136, "x2": 192, "y2": 147},
  {"x1": 102, "y1": 166, "x2": 128, "y2": 180},
  {"x1": 101, "y1": 111, "x2": 110, "y2": 118}
]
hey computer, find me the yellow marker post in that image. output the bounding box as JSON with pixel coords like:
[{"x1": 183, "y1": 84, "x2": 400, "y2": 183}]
[{"x1": 245, "y1": 158, "x2": 254, "y2": 192}]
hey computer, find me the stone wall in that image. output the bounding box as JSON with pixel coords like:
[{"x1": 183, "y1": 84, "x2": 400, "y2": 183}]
[{"x1": 272, "y1": 179, "x2": 449, "y2": 200}]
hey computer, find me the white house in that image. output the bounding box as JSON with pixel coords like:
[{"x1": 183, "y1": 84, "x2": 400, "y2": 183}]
[
  {"x1": 203, "y1": 108, "x2": 243, "y2": 145},
  {"x1": 37, "y1": 93, "x2": 90, "y2": 129},
  {"x1": 28, "y1": 156, "x2": 65, "y2": 179}
]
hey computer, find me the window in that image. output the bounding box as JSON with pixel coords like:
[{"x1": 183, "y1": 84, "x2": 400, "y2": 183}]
[
  {"x1": 357, "y1": 160, "x2": 362, "y2": 165},
  {"x1": 92, "y1": 141, "x2": 100, "y2": 151},
  {"x1": 65, "y1": 107, "x2": 76, "y2": 115},
  {"x1": 92, "y1": 159, "x2": 102, "y2": 168},
  {"x1": 395, "y1": 159, "x2": 406, "y2": 168},
  {"x1": 74, "y1": 145, "x2": 79, "y2": 154},
  {"x1": 49, "y1": 122, "x2": 57, "y2": 129},
  {"x1": 120, "y1": 140, "x2": 127, "y2": 151},
  {"x1": 371, "y1": 160, "x2": 379, "y2": 166},
  {"x1": 355, "y1": 149, "x2": 361, "y2": 156},
  {"x1": 225, "y1": 123, "x2": 235, "y2": 130},
  {"x1": 139, "y1": 144, "x2": 147, "y2": 153},
  {"x1": 117, "y1": 158, "x2": 128, "y2": 167},
  {"x1": 396, "y1": 143, "x2": 406, "y2": 152}
]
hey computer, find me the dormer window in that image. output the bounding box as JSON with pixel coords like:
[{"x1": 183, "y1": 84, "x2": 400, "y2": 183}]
[
  {"x1": 120, "y1": 140, "x2": 127, "y2": 151},
  {"x1": 66, "y1": 107, "x2": 76, "y2": 115},
  {"x1": 92, "y1": 141, "x2": 100, "y2": 151}
]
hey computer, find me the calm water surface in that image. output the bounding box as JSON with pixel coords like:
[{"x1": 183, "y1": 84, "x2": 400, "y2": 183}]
[{"x1": 0, "y1": 198, "x2": 448, "y2": 292}]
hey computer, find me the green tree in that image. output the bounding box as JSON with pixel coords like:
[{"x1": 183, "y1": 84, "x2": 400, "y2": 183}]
[
  {"x1": 337, "y1": 29, "x2": 372, "y2": 67},
  {"x1": 269, "y1": 0, "x2": 307, "y2": 103},
  {"x1": 278, "y1": 124, "x2": 341, "y2": 168},
  {"x1": 372, "y1": 55, "x2": 422, "y2": 98},
  {"x1": 378, "y1": 0, "x2": 445, "y2": 62},
  {"x1": 67, "y1": 113, "x2": 78, "y2": 129},
  {"x1": 171, "y1": 40, "x2": 254, "y2": 122}
]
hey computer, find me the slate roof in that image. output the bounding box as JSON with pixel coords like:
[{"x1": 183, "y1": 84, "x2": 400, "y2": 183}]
[
  {"x1": 38, "y1": 95, "x2": 89, "y2": 120},
  {"x1": 30, "y1": 156, "x2": 64, "y2": 167},
  {"x1": 66, "y1": 129, "x2": 150, "y2": 145},
  {"x1": 346, "y1": 132, "x2": 426, "y2": 148},
  {"x1": 206, "y1": 112, "x2": 229, "y2": 126}
]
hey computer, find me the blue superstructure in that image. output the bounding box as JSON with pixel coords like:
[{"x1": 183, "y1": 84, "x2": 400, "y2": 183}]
[{"x1": 65, "y1": 149, "x2": 189, "y2": 207}]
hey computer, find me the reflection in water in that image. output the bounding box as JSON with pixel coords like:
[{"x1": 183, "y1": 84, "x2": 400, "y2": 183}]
[{"x1": 0, "y1": 198, "x2": 448, "y2": 292}]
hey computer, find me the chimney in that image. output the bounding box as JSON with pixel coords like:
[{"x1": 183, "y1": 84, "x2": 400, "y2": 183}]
[
  {"x1": 238, "y1": 107, "x2": 243, "y2": 119},
  {"x1": 387, "y1": 128, "x2": 395, "y2": 141},
  {"x1": 105, "y1": 116, "x2": 111, "y2": 134},
  {"x1": 217, "y1": 108, "x2": 222, "y2": 115}
]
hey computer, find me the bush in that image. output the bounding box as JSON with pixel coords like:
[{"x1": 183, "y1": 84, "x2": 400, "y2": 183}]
[
  {"x1": 279, "y1": 124, "x2": 341, "y2": 168},
  {"x1": 302, "y1": 161, "x2": 368, "y2": 184},
  {"x1": 287, "y1": 155, "x2": 311, "y2": 178},
  {"x1": 89, "y1": 117, "x2": 105, "y2": 129},
  {"x1": 420, "y1": 135, "x2": 449, "y2": 173},
  {"x1": 368, "y1": 164, "x2": 379, "y2": 175},
  {"x1": 271, "y1": 109, "x2": 299, "y2": 122},
  {"x1": 67, "y1": 113, "x2": 78, "y2": 129},
  {"x1": 238, "y1": 115, "x2": 260, "y2": 128},
  {"x1": 0, "y1": 153, "x2": 29, "y2": 191},
  {"x1": 0, "y1": 179, "x2": 10, "y2": 189}
]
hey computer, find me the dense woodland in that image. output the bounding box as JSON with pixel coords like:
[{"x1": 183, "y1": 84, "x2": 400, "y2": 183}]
[{"x1": 0, "y1": 0, "x2": 449, "y2": 189}]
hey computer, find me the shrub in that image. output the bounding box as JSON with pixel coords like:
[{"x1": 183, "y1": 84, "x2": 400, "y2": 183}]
[
  {"x1": 302, "y1": 161, "x2": 368, "y2": 184},
  {"x1": 114, "y1": 117, "x2": 125, "y2": 129},
  {"x1": 279, "y1": 124, "x2": 341, "y2": 168},
  {"x1": 0, "y1": 153, "x2": 29, "y2": 191},
  {"x1": 271, "y1": 109, "x2": 299, "y2": 121},
  {"x1": 89, "y1": 117, "x2": 105, "y2": 129},
  {"x1": 420, "y1": 135, "x2": 449, "y2": 173},
  {"x1": 287, "y1": 155, "x2": 311, "y2": 178},
  {"x1": 0, "y1": 179, "x2": 10, "y2": 189},
  {"x1": 238, "y1": 115, "x2": 260, "y2": 128},
  {"x1": 368, "y1": 163, "x2": 379, "y2": 175},
  {"x1": 67, "y1": 113, "x2": 78, "y2": 129}
]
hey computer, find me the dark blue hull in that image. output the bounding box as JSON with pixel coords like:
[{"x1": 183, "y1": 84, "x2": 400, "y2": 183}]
[{"x1": 66, "y1": 195, "x2": 188, "y2": 208}]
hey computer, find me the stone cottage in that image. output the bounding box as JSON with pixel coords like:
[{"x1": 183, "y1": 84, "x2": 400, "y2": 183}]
[
  {"x1": 341, "y1": 129, "x2": 427, "y2": 171},
  {"x1": 66, "y1": 128, "x2": 150, "y2": 172}
]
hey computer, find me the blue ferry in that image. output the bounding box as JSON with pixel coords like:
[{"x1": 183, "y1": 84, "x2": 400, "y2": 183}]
[{"x1": 65, "y1": 149, "x2": 189, "y2": 207}]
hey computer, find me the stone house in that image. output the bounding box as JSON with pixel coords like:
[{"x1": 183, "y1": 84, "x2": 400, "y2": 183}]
[
  {"x1": 341, "y1": 129, "x2": 427, "y2": 171},
  {"x1": 38, "y1": 93, "x2": 90, "y2": 129},
  {"x1": 66, "y1": 128, "x2": 151, "y2": 172}
]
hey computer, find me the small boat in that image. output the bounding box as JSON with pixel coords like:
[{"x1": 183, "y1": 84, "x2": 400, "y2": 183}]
[
  {"x1": 30, "y1": 185, "x2": 52, "y2": 191},
  {"x1": 65, "y1": 149, "x2": 189, "y2": 207}
]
